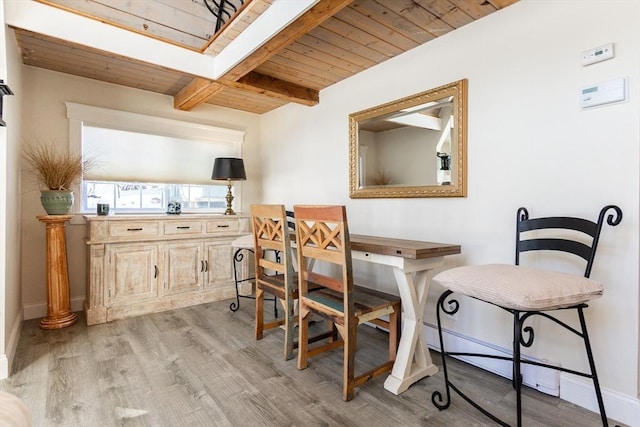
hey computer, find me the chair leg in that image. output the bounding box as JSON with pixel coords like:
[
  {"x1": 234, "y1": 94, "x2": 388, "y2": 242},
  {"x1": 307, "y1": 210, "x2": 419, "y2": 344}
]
[
  {"x1": 343, "y1": 321, "x2": 357, "y2": 401},
  {"x1": 255, "y1": 286, "x2": 264, "y2": 340},
  {"x1": 297, "y1": 303, "x2": 310, "y2": 370},
  {"x1": 284, "y1": 296, "x2": 295, "y2": 361},
  {"x1": 578, "y1": 307, "x2": 609, "y2": 427},
  {"x1": 513, "y1": 310, "x2": 523, "y2": 427},
  {"x1": 388, "y1": 302, "x2": 401, "y2": 361}
]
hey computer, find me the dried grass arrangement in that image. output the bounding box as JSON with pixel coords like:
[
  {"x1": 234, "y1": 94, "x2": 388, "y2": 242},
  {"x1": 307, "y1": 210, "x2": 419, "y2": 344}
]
[{"x1": 23, "y1": 142, "x2": 94, "y2": 191}]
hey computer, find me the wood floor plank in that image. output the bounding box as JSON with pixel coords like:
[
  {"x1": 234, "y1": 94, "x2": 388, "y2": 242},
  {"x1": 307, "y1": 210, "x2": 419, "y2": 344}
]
[{"x1": 0, "y1": 299, "x2": 625, "y2": 427}]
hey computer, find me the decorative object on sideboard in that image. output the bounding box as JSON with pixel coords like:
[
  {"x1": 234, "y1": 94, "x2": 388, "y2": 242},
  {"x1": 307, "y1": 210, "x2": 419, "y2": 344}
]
[
  {"x1": 167, "y1": 200, "x2": 182, "y2": 214},
  {"x1": 211, "y1": 157, "x2": 246, "y2": 215},
  {"x1": 23, "y1": 141, "x2": 96, "y2": 215},
  {"x1": 0, "y1": 80, "x2": 14, "y2": 127},
  {"x1": 96, "y1": 203, "x2": 110, "y2": 216}
]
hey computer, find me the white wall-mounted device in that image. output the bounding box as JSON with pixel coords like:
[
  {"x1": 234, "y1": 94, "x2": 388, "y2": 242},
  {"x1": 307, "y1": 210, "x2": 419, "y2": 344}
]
[
  {"x1": 581, "y1": 43, "x2": 614, "y2": 66},
  {"x1": 580, "y1": 77, "x2": 627, "y2": 109}
]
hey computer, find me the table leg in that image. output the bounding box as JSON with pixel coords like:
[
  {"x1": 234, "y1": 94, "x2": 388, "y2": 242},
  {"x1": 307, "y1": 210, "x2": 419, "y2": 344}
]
[{"x1": 384, "y1": 268, "x2": 439, "y2": 394}]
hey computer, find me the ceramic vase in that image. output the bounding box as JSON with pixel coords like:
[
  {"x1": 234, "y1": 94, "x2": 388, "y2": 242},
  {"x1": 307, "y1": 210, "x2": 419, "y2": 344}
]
[{"x1": 40, "y1": 190, "x2": 74, "y2": 215}]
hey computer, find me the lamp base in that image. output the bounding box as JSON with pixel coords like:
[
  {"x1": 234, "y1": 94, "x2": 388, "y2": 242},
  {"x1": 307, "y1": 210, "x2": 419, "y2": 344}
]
[{"x1": 224, "y1": 181, "x2": 236, "y2": 215}]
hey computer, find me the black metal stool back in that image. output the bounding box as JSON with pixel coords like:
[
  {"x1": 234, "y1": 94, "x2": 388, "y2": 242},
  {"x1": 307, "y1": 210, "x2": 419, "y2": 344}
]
[{"x1": 516, "y1": 205, "x2": 621, "y2": 278}]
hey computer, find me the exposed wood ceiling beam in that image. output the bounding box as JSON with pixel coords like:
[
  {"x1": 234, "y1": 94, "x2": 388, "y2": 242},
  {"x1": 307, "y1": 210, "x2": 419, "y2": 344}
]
[
  {"x1": 174, "y1": 72, "x2": 319, "y2": 110},
  {"x1": 174, "y1": 78, "x2": 226, "y2": 111},
  {"x1": 175, "y1": 0, "x2": 353, "y2": 111},
  {"x1": 226, "y1": 72, "x2": 319, "y2": 106}
]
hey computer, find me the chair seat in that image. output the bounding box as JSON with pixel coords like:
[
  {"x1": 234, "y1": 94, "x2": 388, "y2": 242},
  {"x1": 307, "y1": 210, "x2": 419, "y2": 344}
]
[
  {"x1": 433, "y1": 264, "x2": 604, "y2": 311},
  {"x1": 231, "y1": 234, "x2": 254, "y2": 249},
  {"x1": 304, "y1": 285, "x2": 401, "y2": 319}
]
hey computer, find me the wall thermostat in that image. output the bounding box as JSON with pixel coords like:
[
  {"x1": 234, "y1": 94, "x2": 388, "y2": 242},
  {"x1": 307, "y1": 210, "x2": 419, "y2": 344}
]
[
  {"x1": 581, "y1": 43, "x2": 614, "y2": 66},
  {"x1": 580, "y1": 77, "x2": 626, "y2": 109}
]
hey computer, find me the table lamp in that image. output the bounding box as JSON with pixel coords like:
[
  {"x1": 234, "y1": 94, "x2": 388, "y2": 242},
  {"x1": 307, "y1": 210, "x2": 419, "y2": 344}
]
[{"x1": 211, "y1": 157, "x2": 246, "y2": 215}]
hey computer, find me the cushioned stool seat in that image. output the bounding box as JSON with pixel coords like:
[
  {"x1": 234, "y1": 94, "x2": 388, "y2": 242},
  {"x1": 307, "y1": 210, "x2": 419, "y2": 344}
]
[{"x1": 434, "y1": 263, "x2": 604, "y2": 311}]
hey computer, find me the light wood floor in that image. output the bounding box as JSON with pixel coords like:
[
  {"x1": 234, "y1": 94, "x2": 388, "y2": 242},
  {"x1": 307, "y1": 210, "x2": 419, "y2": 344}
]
[{"x1": 0, "y1": 298, "x2": 622, "y2": 426}]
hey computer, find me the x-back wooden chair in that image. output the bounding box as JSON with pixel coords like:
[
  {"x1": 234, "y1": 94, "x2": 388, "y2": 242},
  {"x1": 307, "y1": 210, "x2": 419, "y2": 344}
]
[
  {"x1": 431, "y1": 205, "x2": 622, "y2": 426},
  {"x1": 294, "y1": 205, "x2": 401, "y2": 401},
  {"x1": 252, "y1": 204, "x2": 299, "y2": 360},
  {"x1": 251, "y1": 204, "x2": 330, "y2": 360}
]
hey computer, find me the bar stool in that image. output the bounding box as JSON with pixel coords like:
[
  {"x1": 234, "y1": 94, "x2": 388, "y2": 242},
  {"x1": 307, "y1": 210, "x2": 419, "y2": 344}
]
[{"x1": 431, "y1": 205, "x2": 622, "y2": 426}]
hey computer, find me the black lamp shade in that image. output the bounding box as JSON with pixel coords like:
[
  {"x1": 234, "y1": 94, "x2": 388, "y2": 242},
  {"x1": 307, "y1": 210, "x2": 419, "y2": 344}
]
[{"x1": 211, "y1": 157, "x2": 246, "y2": 181}]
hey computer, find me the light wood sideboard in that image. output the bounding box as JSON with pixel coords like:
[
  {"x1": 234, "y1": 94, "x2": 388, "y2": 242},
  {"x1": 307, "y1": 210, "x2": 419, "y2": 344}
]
[{"x1": 84, "y1": 214, "x2": 250, "y2": 325}]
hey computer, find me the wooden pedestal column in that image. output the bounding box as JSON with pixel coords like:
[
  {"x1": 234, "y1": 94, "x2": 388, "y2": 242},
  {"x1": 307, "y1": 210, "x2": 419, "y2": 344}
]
[{"x1": 37, "y1": 215, "x2": 78, "y2": 329}]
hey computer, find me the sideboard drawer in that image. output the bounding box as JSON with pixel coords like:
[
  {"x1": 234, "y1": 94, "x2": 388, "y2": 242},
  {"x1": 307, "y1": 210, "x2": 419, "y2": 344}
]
[
  {"x1": 206, "y1": 219, "x2": 239, "y2": 234},
  {"x1": 109, "y1": 221, "x2": 160, "y2": 238},
  {"x1": 164, "y1": 221, "x2": 203, "y2": 236}
]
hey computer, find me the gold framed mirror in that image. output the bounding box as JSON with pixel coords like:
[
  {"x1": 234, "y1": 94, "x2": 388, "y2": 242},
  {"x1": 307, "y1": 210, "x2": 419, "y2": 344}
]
[{"x1": 349, "y1": 79, "x2": 467, "y2": 198}]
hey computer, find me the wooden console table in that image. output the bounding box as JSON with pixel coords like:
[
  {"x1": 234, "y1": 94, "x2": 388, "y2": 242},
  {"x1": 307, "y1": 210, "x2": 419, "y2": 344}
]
[
  {"x1": 37, "y1": 215, "x2": 77, "y2": 329},
  {"x1": 349, "y1": 234, "x2": 461, "y2": 394}
]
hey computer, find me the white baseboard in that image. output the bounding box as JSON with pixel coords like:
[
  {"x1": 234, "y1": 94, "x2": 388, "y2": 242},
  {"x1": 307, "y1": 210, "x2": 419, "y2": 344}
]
[
  {"x1": 0, "y1": 354, "x2": 7, "y2": 380},
  {"x1": 23, "y1": 297, "x2": 85, "y2": 321},
  {"x1": 423, "y1": 323, "x2": 640, "y2": 426},
  {"x1": 561, "y1": 375, "x2": 640, "y2": 427},
  {"x1": 1, "y1": 307, "x2": 23, "y2": 379}
]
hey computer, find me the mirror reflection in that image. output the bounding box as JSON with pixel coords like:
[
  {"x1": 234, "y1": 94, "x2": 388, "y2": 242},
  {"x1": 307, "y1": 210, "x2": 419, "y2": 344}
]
[{"x1": 349, "y1": 79, "x2": 467, "y2": 198}]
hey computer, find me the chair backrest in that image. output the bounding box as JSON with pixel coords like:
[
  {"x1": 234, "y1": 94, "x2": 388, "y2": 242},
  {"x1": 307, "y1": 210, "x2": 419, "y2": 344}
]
[
  {"x1": 515, "y1": 205, "x2": 622, "y2": 278},
  {"x1": 251, "y1": 204, "x2": 294, "y2": 283},
  {"x1": 294, "y1": 205, "x2": 354, "y2": 310}
]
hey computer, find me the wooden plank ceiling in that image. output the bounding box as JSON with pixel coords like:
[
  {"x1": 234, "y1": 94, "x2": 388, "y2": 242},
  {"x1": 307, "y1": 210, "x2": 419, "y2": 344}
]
[{"x1": 13, "y1": 0, "x2": 519, "y2": 114}]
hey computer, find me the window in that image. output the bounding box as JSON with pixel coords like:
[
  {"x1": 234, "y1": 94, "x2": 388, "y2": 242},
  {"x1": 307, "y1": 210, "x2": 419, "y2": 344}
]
[
  {"x1": 66, "y1": 103, "x2": 245, "y2": 214},
  {"x1": 83, "y1": 181, "x2": 227, "y2": 213}
]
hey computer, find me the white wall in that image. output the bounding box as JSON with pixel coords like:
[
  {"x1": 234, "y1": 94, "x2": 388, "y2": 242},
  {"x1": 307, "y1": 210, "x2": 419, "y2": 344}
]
[
  {"x1": 259, "y1": 0, "x2": 640, "y2": 420},
  {"x1": 19, "y1": 67, "x2": 261, "y2": 319},
  {"x1": 0, "y1": 3, "x2": 24, "y2": 379}
]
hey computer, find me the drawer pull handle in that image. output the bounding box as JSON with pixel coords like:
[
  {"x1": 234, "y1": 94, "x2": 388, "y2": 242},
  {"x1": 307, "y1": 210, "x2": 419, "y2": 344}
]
[
  {"x1": 154, "y1": 265, "x2": 158, "y2": 278},
  {"x1": 177, "y1": 226, "x2": 190, "y2": 229},
  {"x1": 127, "y1": 228, "x2": 143, "y2": 231},
  {"x1": 217, "y1": 224, "x2": 230, "y2": 228},
  {"x1": 204, "y1": 260, "x2": 208, "y2": 272},
  {"x1": 200, "y1": 260, "x2": 205, "y2": 272}
]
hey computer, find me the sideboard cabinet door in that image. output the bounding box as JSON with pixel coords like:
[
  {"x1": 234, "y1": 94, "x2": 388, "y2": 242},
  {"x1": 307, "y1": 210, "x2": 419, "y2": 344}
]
[
  {"x1": 204, "y1": 241, "x2": 234, "y2": 288},
  {"x1": 163, "y1": 241, "x2": 204, "y2": 295},
  {"x1": 106, "y1": 243, "x2": 159, "y2": 306}
]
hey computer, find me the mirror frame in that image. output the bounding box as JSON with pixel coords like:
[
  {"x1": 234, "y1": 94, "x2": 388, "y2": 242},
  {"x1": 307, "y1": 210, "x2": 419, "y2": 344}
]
[{"x1": 349, "y1": 79, "x2": 467, "y2": 198}]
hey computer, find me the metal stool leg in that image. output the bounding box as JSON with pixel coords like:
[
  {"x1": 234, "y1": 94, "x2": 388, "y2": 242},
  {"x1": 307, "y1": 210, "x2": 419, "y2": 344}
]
[
  {"x1": 230, "y1": 247, "x2": 277, "y2": 317},
  {"x1": 578, "y1": 307, "x2": 609, "y2": 427}
]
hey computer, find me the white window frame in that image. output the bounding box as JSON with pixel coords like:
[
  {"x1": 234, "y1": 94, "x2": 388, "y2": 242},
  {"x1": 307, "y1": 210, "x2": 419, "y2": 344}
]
[{"x1": 66, "y1": 102, "x2": 245, "y2": 215}]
